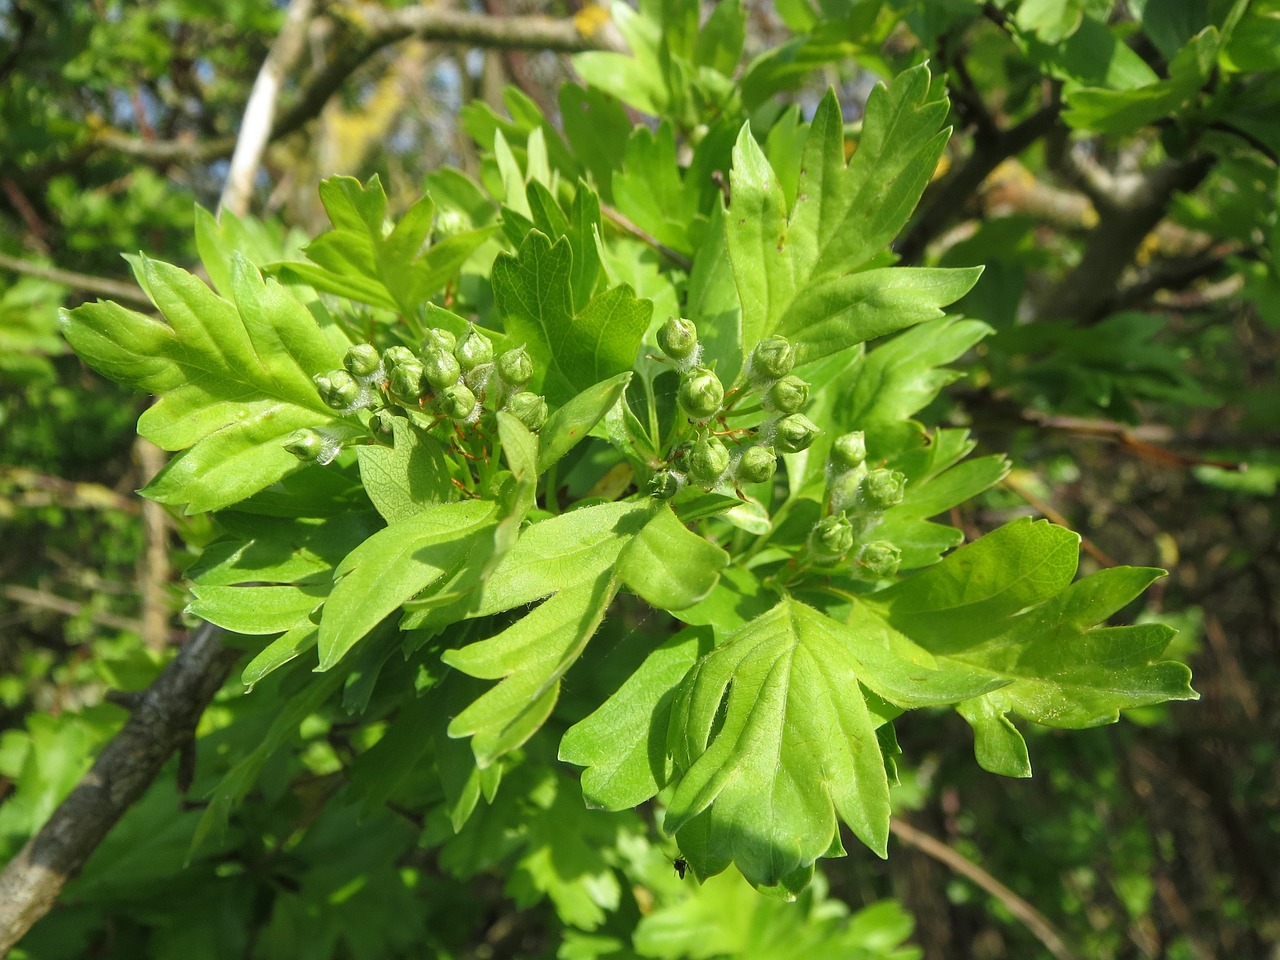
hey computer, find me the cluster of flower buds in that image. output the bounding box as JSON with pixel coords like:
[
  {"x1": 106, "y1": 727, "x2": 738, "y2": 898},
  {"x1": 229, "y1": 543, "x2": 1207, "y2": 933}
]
[
  {"x1": 807, "y1": 429, "x2": 907, "y2": 578},
  {"x1": 650, "y1": 323, "x2": 816, "y2": 497},
  {"x1": 287, "y1": 326, "x2": 548, "y2": 462}
]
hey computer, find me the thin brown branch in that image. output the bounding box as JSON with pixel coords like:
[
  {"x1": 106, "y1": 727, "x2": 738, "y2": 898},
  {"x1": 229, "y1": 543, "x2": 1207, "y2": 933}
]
[
  {"x1": 0, "y1": 622, "x2": 239, "y2": 954},
  {"x1": 890, "y1": 817, "x2": 1079, "y2": 960},
  {"x1": 0, "y1": 252, "x2": 148, "y2": 306},
  {"x1": 96, "y1": 6, "x2": 622, "y2": 166},
  {"x1": 1, "y1": 585, "x2": 144, "y2": 635},
  {"x1": 134, "y1": 437, "x2": 173, "y2": 652},
  {"x1": 0, "y1": 466, "x2": 142, "y2": 515}
]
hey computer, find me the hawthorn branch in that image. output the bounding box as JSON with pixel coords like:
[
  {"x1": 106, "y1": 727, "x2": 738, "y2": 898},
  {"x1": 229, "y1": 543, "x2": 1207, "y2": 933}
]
[
  {"x1": 219, "y1": 0, "x2": 319, "y2": 217},
  {"x1": 1042, "y1": 147, "x2": 1216, "y2": 324},
  {"x1": 890, "y1": 817, "x2": 1078, "y2": 960},
  {"x1": 96, "y1": 6, "x2": 622, "y2": 167},
  {"x1": 0, "y1": 252, "x2": 148, "y2": 306},
  {"x1": 0, "y1": 622, "x2": 239, "y2": 954}
]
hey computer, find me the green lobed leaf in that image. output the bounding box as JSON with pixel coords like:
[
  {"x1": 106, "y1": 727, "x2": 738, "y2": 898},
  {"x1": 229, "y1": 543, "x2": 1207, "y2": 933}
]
[
  {"x1": 559, "y1": 627, "x2": 712, "y2": 811},
  {"x1": 62, "y1": 254, "x2": 344, "y2": 513},
  {"x1": 188, "y1": 583, "x2": 325, "y2": 635},
  {"x1": 664, "y1": 598, "x2": 891, "y2": 889},
  {"x1": 862, "y1": 520, "x2": 1198, "y2": 769},
  {"x1": 726, "y1": 68, "x2": 966, "y2": 366},
  {"x1": 495, "y1": 230, "x2": 649, "y2": 405},
  {"x1": 356, "y1": 416, "x2": 453, "y2": 524},
  {"x1": 320, "y1": 500, "x2": 499, "y2": 671},
  {"x1": 440, "y1": 502, "x2": 650, "y2": 765},
  {"x1": 617, "y1": 503, "x2": 730, "y2": 611},
  {"x1": 273, "y1": 175, "x2": 497, "y2": 313}
]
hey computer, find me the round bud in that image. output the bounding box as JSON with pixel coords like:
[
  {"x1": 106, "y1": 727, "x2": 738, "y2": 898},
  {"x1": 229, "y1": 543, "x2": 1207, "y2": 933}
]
[
  {"x1": 284, "y1": 428, "x2": 326, "y2": 461},
  {"x1": 735, "y1": 445, "x2": 777, "y2": 485},
  {"x1": 649, "y1": 471, "x2": 683, "y2": 500},
  {"x1": 343, "y1": 343, "x2": 382, "y2": 379},
  {"x1": 422, "y1": 348, "x2": 462, "y2": 390},
  {"x1": 856, "y1": 540, "x2": 902, "y2": 579},
  {"x1": 455, "y1": 326, "x2": 494, "y2": 372},
  {"x1": 421, "y1": 327, "x2": 457, "y2": 355},
  {"x1": 859, "y1": 468, "x2": 906, "y2": 511},
  {"x1": 657, "y1": 316, "x2": 698, "y2": 361},
  {"x1": 827, "y1": 469, "x2": 863, "y2": 514},
  {"x1": 382, "y1": 345, "x2": 416, "y2": 371},
  {"x1": 496, "y1": 346, "x2": 533, "y2": 387},
  {"x1": 774, "y1": 414, "x2": 819, "y2": 453},
  {"x1": 749, "y1": 336, "x2": 794, "y2": 380},
  {"x1": 506, "y1": 391, "x2": 548, "y2": 431},
  {"x1": 686, "y1": 436, "x2": 730, "y2": 486},
  {"x1": 438, "y1": 382, "x2": 478, "y2": 421},
  {"x1": 830, "y1": 431, "x2": 867, "y2": 470},
  {"x1": 767, "y1": 375, "x2": 809, "y2": 414},
  {"x1": 809, "y1": 515, "x2": 854, "y2": 561},
  {"x1": 678, "y1": 367, "x2": 724, "y2": 421},
  {"x1": 316, "y1": 369, "x2": 361, "y2": 409},
  {"x1": 434, "y1": 209, "x2": 467, "y2": 238},
  {"x1": 388, "y1": 362, "x2": 425, "y2": 405}
]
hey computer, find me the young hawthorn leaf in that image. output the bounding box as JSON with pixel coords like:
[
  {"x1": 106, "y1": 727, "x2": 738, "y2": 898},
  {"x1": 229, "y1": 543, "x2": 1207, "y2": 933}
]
[
  {"x1": 560, "y1": 626, "x2": 712, "y2": 811},
  {"x1": 538, "y1": 371, "x2": 632, "y2": 472},
  {"x1": 320, "y1": 500, "x2": 499, "y2": 671},
  {"x1": 617, "y1": 503, "x2": 730, "y2": 610},
  {"x1": 957, "y1": 695, "x2": 1033, "y2": 778},
  {"x1": 559, "y1": 84, "x2": 632, "y2": 204},
  {"x1": 241, "y1": 622, "x2": 318, "y2": 690},
  {"x1": 505, "y1": 772, "x2": 624, "y2": 931},
  {"x1": 492, "y1": 410, "x2": 540, "y2": 569},
  {"x1": 187, "y1": 583, "x2": 325, "y2": 635},
  {"x1": 273, "y1": 174, "x2": 497, "y2": 314},
  {"x1": 356, "y1": 416, "x2": 453, "y2": 524},
  {"x1": 613, "y1": 122, "x2": 700, "y2": 253},
  {"x1": 664, "y1": 598, "x2": 892, "y2": 890},
  {"x1": 444, "y1": 569, "x2": 619, "y2": 767},
  {"x1": 440, "y1": 502, "x2": 650, "y2": 766},
  {"x1": 189, "y1": 512, "x2": 375, "y2": 586},
  {"x1": 727, "y1": 67, "x2": 975, "y2": 367},
  {"x1": 62, "y1": 255, "x2": 344, "y2": 514},
  {"x1": 494, "y1": 230, "x2": 649, "y2": 405},
  {"x1": 862, "y1": 520, "x2": 1198, "y2": 766}
]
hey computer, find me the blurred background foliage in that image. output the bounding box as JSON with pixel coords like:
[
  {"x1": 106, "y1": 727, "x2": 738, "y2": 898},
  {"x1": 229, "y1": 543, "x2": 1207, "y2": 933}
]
[{"x1": 1, "y1": 0, "x2": 1277, "y2": 958}]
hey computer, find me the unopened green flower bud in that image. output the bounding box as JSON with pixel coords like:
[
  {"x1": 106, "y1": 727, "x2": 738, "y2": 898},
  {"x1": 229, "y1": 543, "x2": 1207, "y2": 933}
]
[
  {"x1": 657, "y1": 316, "x2": 698, "y2": 361},
  {"x1": 435, "y1": 209, "x2": 467, "y2": 238},
  {"x1": 343, "y1": 343, "x2": 382, "y2": 378},
  {"x1": 382, "y1": 345, "x2": 416, "y2": 370},
  {"x1": 827, "y1": 469, "x2": 863, "y2": 514},
  {"x1": 421, "y1": 327, "x2": 457, "y2": 355},
  {"x1": 315, "y1": 369, "x2": 361, "y2": 409},
  {"x1": 686, "y1": 436, "x2": 730, "y2": 486},
  {"x1": 809, "y1": 515, "x2": 854, "y2": 561},
  {"x1": 649, "y1": 471, "x2": 683, "y2": 500},
  {"x1": 749, "y1": 336, "x2": 794, "y2": 380},
  {"x1": 438, "y1": 382, "x2": 478, "y2": 421},
  {"x1": 506, "y1": 391, "x2": 548, "y2": 431},
  {"x1": 735, "y1": 445, "x2": 777, "y2": 485},
  {"x1": 496, "y1": 346, "x2": 533, "y2": 387},
  {"x1": 422, "y1": 348, "x2": 462, "y2": 390},
  {"x1": 284, "y1": 428, "x2": 326, "y2": 461},
  {"x1": 678, "y1": 367, "x2": 724, "y2": 420},
  {"x1": 775, "y1": 413, "x2": 819, "y2": 453},
  {"x1": 455, "y1": 325, "x2": 494, "y2": 372},
  {"x1": 860, "y1": 468, "x2": 906, "y2": 511},
  {"x1": 831, "y1": 431, "x2": 867, "y2": 470},
  {"x1": 856, "y1": 540, "x2": 902, "y2": 578},
  {"x1": 388, "y1": 361, "x2": 425, "y2": 405},
  {"x1": 767, "y1": 375, "x2": 809, "y2": 414}
]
